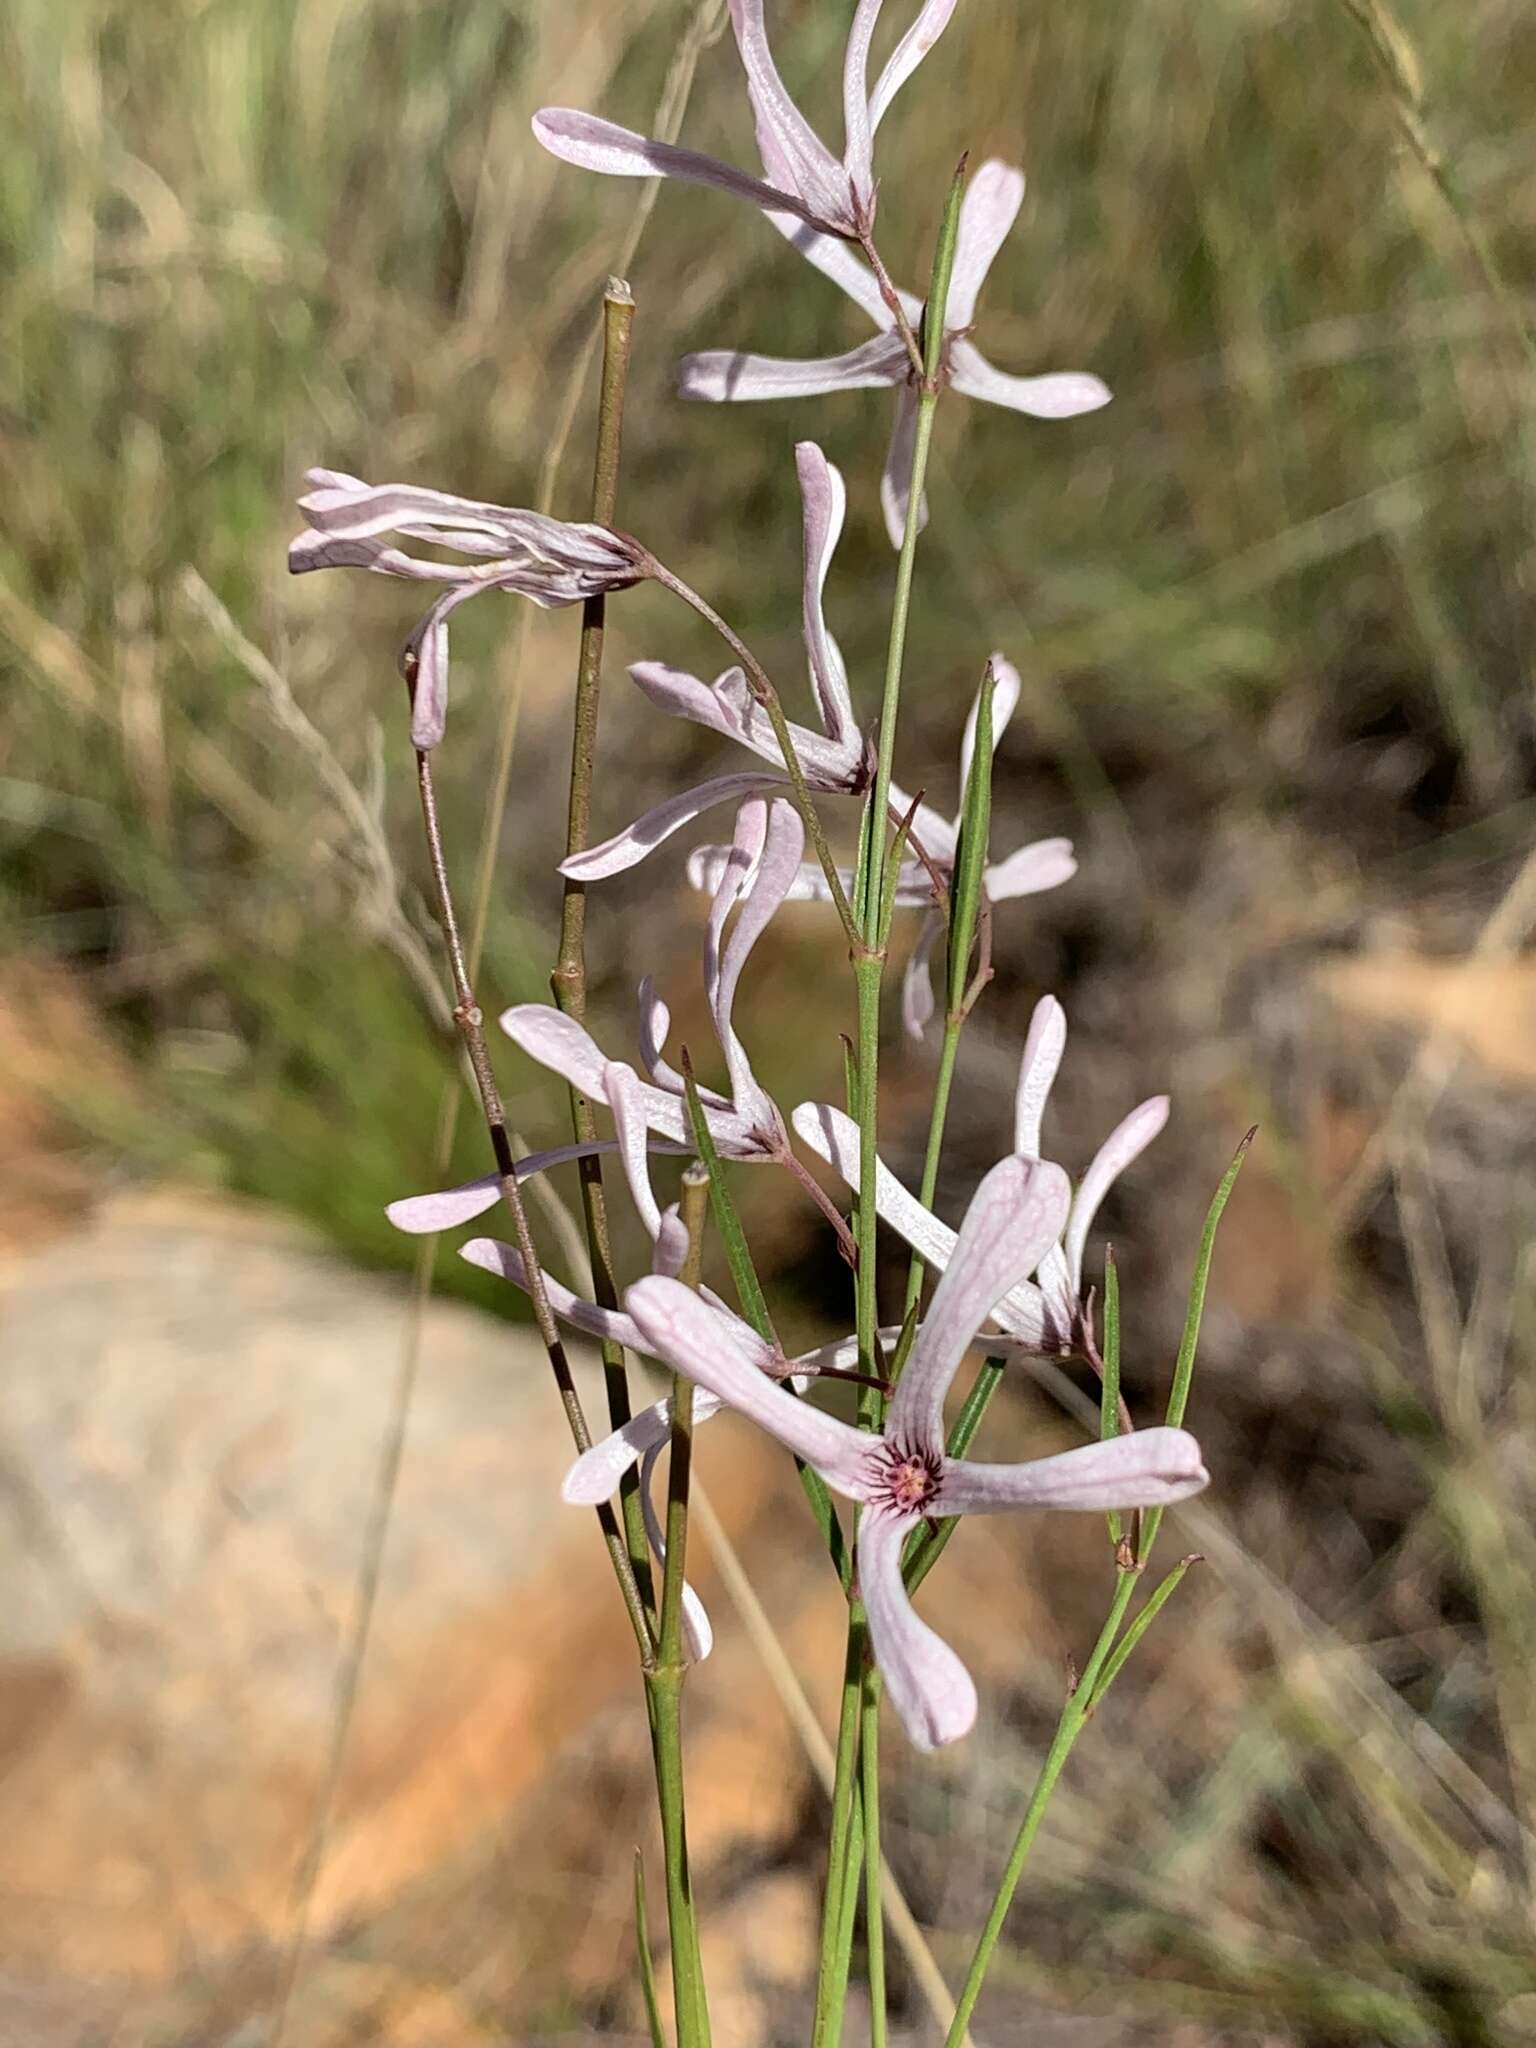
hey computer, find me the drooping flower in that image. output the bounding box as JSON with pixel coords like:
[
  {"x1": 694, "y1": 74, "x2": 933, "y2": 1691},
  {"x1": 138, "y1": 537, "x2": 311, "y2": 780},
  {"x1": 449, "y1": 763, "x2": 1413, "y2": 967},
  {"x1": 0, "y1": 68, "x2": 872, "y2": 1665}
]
[
  {"x1": 624, "y1": 1154, "x2": 1208, "y2": 1748},
  {"x1": 677, "y1": 159, "x2": 1111, "y2": 546},
  {"x1": 534, "y1": 0, "x2": 960, "y2": 242},
  {"x1": 685, "y1": 655, "x2": 1075, "y2": 1038},
  {"x1": 793, "y1": 993, "x2": 1170, "y2": 1357},
  {"x1": 288, "y1": 468, "x2": 647, "y2": 747},
  {"x1": 561, "y1": 443, "x2": 869, "y2": 883}
]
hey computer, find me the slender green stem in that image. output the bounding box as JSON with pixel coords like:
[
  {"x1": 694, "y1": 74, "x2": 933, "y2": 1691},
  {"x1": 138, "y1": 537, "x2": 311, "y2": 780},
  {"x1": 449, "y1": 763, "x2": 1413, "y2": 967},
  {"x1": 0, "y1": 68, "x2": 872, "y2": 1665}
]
[
  {"x1": 633, "y1": 1852, "x2": 667, "y2": 2048},
  {"x1": 861, "y1": 1671, "x2": 887, "y2": 2048},
  {"x1": 944, "y1": 1569, "x2": 1139, "y2": 2046},
  {"x1": 550, "y1": 279, "x2": 656, "y2": 1629},
  {"x1": 812, "y1": 1611, "x2": 868, "y2": 2048},
  {"x1": 1086, "y1": 1553, "x2": 1203, "y2": 1711},
  {"x1": 901, "y1": 1013, "x2": 963, "y2": 1318}
]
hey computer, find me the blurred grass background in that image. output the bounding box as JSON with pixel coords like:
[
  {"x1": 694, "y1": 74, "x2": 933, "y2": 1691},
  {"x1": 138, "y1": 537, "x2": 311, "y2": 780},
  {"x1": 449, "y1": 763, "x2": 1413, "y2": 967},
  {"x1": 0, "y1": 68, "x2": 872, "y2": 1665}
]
[{"x1": 4, "y1": 0, "x2": 1536, "y2": 2039}]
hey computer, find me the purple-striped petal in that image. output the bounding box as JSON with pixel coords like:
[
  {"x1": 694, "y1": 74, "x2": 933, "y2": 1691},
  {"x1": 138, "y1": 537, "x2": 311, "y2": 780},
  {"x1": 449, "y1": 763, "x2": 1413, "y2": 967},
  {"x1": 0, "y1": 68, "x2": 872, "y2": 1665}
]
[
  {"x1": 288, "y1": 533, "x2": 480, "y2": 580},
  {"x1": 887, "y1": 1156, "x2": 1072, "y2": 1457},
  {"x1": 1014, "y1": 995, "x2": 1067, "y2": 1158},
  {"x1": 560, "y1": 771, "x2": 791, "y2": 882},
  {"x1": 880, "y1": 381, "x2": 926, "y2": 550},
  {"x1": 840, "y1": 0, "x2": 883, "y2": 199},
  {"x1": 532, "y1": 107, "x2": 817, "y2": 224},
  {"x1": 858, "y1": 1509, "x2": 976, "y2": 1750},
  {"x1": 941, "y1": 1427, "x2": 1208, "y2": 1515},
  {"x1": 1064, "y1": 1095, "x2": 1170, "y2": 1288},
  {"x1": 625, "y1": 1276, "x2": 875, "y2": 1498},
  {"x1": 949, "y1": 341, "x2": 1111, "y2": 419},
  {"x1": 796, "y1": 442, "x2": 858, "y2": 747},
  {"x1": 677, "y1": 336, "x2": 900, "y2": 403},
  {"x1": 866, "y1": 0, "x2": 962, "y2": 135},
  {"x1": 946, "y1": 160, "x2": 1026, "y2": 331},
  {"x1": 727, "y1": 1, "x2": 850, "y2": 226}
]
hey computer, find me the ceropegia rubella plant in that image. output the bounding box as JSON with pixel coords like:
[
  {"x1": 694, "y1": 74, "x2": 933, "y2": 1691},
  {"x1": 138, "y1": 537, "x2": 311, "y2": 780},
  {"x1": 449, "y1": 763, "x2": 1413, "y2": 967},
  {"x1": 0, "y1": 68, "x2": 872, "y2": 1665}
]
[{"x1": 285, "y1": 3, "x2": 1249, "y2": 2039}]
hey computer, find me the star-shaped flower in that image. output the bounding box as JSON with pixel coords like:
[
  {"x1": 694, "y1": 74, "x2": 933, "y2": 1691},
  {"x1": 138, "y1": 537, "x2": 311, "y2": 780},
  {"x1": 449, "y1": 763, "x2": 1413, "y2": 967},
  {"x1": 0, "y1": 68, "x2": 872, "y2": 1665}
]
[
  {"x1": 623, "y1": 1153, "x2": 1208, "y2": 1748},
  {"x1": 793, "y1": 992, "x2": 1170, "y2": 1357},
  {"x1": 677, "y1": 160, "x2": 1111, "y2": 546},
  {"x1": 561, "y1": 443, "x2": 870, "y2": 884},
  {"x1": 535, "y1": 0, "x2": 960, "y2": 242},
  {"x1": 288, "y1": 470, "x2": 647, "y2": 747}
]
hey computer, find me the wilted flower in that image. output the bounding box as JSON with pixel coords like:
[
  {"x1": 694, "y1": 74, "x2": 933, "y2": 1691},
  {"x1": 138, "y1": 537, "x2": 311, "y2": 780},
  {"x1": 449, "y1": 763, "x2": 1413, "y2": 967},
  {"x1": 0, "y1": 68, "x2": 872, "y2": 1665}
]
[
  {"x1": 677, "y1": 160, "x2": 1111, "y2": 546},
  {"x1": 288, "y1": 468, "x2": 647, "y2": 747},
  {"x1": 687, "y1": 655, "x2": 1076, "y2": 1037},
  {"x1": 624, "y1": 1154, "x2": 1208, "y2": 1748},
  {"x1": 793, "y1": 992, "x2": 1170, "y2": 1356},
  {"x1": 534, "y1": 0, "x2": 960, "y2": 242},
  {"x1": 562, "y1": 443, "x2": 869, "y2": 883}
]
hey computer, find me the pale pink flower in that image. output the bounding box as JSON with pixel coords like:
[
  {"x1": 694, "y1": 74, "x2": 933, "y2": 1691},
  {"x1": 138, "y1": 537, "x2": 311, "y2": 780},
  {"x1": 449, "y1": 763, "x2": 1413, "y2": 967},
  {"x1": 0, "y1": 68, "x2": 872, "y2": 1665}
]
[
  {"x1": 686, "y1": 656, "x2": 1075, "y2": 1038},
  {"x1": 624, "y1": 1154, "x2": 1207, "y2": 1748},
  {"x1": 793, "y1": 993, "x2": 1170, "y2": 1357},
  {"x1": 561, "y1": 443, "x2": 869, "y2": 884},
  {"x1": 288, "y1": 468, "x2": 646, "y2": 747},
  {"x1": 534, "y1": 0, "x2": 960, "y2": 242},
  {"x1": 386, "y1": 795, "x2": 805, "y2": 1238},
  {"x1": 677, "y1": 160, "x2": 1111, "y2": 546}
]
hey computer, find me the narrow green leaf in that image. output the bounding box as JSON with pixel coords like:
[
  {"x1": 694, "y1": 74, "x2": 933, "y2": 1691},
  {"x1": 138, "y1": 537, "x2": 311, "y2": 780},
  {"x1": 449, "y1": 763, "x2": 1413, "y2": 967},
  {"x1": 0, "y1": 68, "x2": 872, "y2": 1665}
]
[
  {"x1": 1085, "y1": 1554, "x2": 1203, "y2": 1711},
  {"x1": 922, "y1": 156, "x2": 968, "y2": 383},
  {"x1": 633, "y1": 1850, "x2": 668, "y2": 2048},
  {"x1": 876, "y1": 795, "x2": 921, "y2": 954}
]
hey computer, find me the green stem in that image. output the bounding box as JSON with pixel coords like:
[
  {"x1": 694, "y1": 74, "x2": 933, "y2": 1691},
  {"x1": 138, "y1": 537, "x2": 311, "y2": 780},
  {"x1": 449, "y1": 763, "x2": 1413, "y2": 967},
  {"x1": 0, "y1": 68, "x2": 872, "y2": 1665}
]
[
  {"x1": 812, "y1": 1610, "x2": 868, "y2": 2048},
  {"x1": 901, "y1": 1012, "x2": 963, "y2": 1317},
  {"x1": 550, "y1": 278, "x2": 656, "y2": 1631},
  {"x1": 645, "y1": 1668, "x2": 711, "y2": 2048},
  {"x1": 861, "y1": 1671, "x2": 887, "y2": 2048},
  {"x1": 945, "y1": 1569, "x2": 1140, "y2": 2046}
]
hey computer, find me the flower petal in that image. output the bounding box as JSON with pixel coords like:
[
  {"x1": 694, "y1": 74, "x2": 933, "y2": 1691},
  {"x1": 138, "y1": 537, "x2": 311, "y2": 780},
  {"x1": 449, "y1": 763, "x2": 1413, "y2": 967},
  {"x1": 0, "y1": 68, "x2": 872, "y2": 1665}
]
[
  {"x1": 460, "y1": 1235, "x2": 646, "y2": 1352},
  {"x1": 858, "y1": 1509, "x2": 976, "y2": 1750},
  {"x1": 841, "y1": 0, "x2": 883, "y2": 199},
  {"x1": 625, "y1": 1276, "x2": 874, "y2": 1498},
  {"x1": 287, "y1": 532, "x2": 479, "y2": 579},
  {"x1": 948, "y1": 340, "x2": 1111, "y2": 419},
  {"x1": 727, "y1": 0, "x2": 849, "y2": 225},
  {"x1": 652, "y1": 1203, "x2": 691, "y2": 1279},
  {"x1": 984, "y1": 836, "x2": 1077, "y2": 902},
  {"x1": 900, "y1": 912, "x2": 942, "y2": 1041},
  {"x1": 764, "y1": 212, "x2": 917, "y2": 326},
  {"x1": 880, "y1": 381, "x2": 927, "y2": 550},
  {"x1": 866, "y1": 0, "x2": 963, "y2": 136},
  {"x1": 386, "y1": 1137, "x2": 619, "y2": 1234},
  {"x1": 792, "y1": 1101, "x2": 959, "y2": 1274},
  {"x1": 712, "y1": 797, "x2": 803, "y2": 1123},
  {"x1": 402, "y1": 581, "x2": 483, "y2": 749},
  {"x1": 941, "y1": 1427, "x2": 1208, "y2": 1515},
  {"x1": 677, "y1": 336, "x2": 900, "y2": 403},
  {"x1": 1013, "y1": 995, "x2": 1067, "y2": 1158},
  {"x1": 603, "y1": 1060, "x2": 663, "y2": 1240},
  {"x1": 502, "y1": 1006, "x2": 690, "y2": 1148},
  {"x1": 946, "y1": 160, "x2": 1026, "y2": 331},
  {"x1": 562, "y1": 1399, "x2": 674, "y2": 1504},
  {"x1": 958, "y1": 653, "x2": 1023, "y2": 805},
  {"x1": 887, "y1": 1156, "x2": 1072, "y2": 1456},
  {"x1": 532, "y1": 107, "x2": 815, "y2": 222},
  {"x1": 560, "y1": 771, "x2": 791, "y2": 882},
  {"x1": 1064, "y1": 1095, "x2": 1170, "y2": 1289},
  {"x1": 796, "y1": 441, "x2": 859, "y2": 747}
]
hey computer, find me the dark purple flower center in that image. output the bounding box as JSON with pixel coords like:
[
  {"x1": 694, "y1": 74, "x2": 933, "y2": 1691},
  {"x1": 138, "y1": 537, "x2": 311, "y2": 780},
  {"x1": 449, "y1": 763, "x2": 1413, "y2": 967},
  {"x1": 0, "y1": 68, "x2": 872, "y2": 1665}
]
[{"x1": 873, "y1": 1439, "x2": 943, "y2": 1515}]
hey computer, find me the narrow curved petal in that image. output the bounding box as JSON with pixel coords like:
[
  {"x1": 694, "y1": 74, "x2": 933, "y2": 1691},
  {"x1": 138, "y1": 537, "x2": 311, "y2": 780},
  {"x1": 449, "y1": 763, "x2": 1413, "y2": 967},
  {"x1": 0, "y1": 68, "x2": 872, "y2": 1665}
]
[
  {"x1": 386, "y1": 1136, "x2": 618, "y2": 1234},
  {"x1": 532, "y1": 107, "x2": 815, "y2": 223},
  {"x1": 603, "y1": 1061, "x2": 663, "y2": 1239},
  {"x1": 460, "y1": 1235, "x2": 646, "y2": 1352},
  {"x1": 858, "y1": 1509, "x2": 976, "y2": 1750},
  {"x1": 703, "y1": 799, "x2": 774, "y2": 1122},
  {"x1": 958, "y1": 653, "x2": 1023, "y2": 800},
  {"x1": 677, "y1": 336, "x2": 900, "y2": 403},
  {"x1": 727, "y1": 0, "x2": 849, "y2": 224},
  {"x1": 560, "y1": 771, "x2": 790, "y2": 882},
  {"x1": 713, "y1": 798, "x2": 804, "y2": 1121},
  {"x1": 625, "y1": 1276, "x2": 874, "y2": 1499},
  {"x1": 880, "y1": 381, "x2": 927, "y2": 550},
  {"x1": 983, "y1": 1279, "x2": 1065, "y2": 1355},
  {"x1": 296, "y1": 476, "x2": 526, "y2": 541},
  {"x1": 1033, "y1": 1244, "x2": 1080, "y2": 1340},
  {"x1": 901, "y1": 912, "x2": 943, "y2": 1041},
  {"x1": 1064, "y1": 1095, "x2": 1170, "y2": 1288},
  {"x1": 502, "y1": 1006, "x2": 693, "y2": 1148},
  {"x1": 888, "y1": 1156, "x2": 1072, "y2": 1456},
  {"x1": 841, "y1": 0, "x2": 883, "y2": 199},
  {"x1": 796, "y1": 442, "x2": 859, "y2": 746},
  {"x1": 1014, "y1": 995, "x2": 1067, "y2": 1158},
  {"x1": 653, "y1": 1204, "x2": 691, "y2": 1279},
  {"x1": 867, "y1": 0, "x2": 962, "y2": 136},
  {"x1": 941, "y1": 1427, "x2": 1208, "y2": 1515},
  {"x1": 402, "y1": 581, "x2": 483, "y2": 749},
  {"x1": 288, "y1": 533, "x2": 480, "y2": 579},
  {"x1": 792, "y1": 1100, "x2": 960, "y2": 1275},
  {"x1": 984, "y1": 836, "x2": 1077, "y2": 902},
  {"x1": 562, "y1": 1388, "x2": 729, "y2": 1506},
  {"x1": 764, "y1": 211, "x2": 917, "y2": 325},
  {"x1": 948, "y1": 340, "x2": 1112, "y2": 419},
  {"x1": 627, "y1": 659, "x2": 862, "y2": 786},
  {"x1": 639, "y1": 1440, "x2": 715, "y2": 1661},
  {"x1": 946, "y1": 160, "x2": 1026, "y2": 330}
]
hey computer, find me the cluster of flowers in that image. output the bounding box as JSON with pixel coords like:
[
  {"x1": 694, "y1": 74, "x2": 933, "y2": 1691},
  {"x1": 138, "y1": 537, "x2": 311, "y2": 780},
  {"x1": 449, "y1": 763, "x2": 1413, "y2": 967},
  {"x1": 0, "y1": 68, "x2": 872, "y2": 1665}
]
[{"x1": 290, "y1": 0, "x2": 1208, "y2": 1752}]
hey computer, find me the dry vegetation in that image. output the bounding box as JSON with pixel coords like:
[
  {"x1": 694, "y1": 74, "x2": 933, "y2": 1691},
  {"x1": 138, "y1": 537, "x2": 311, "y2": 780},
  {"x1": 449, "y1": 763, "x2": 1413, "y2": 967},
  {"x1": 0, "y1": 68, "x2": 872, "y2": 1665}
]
[{"x1": 3, "y1": 0, "x2": 1536, "y2": 2040}]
